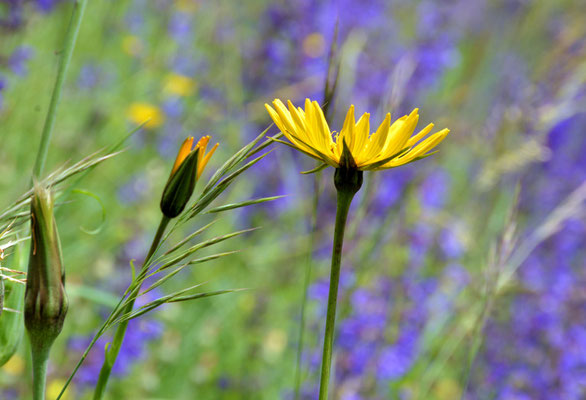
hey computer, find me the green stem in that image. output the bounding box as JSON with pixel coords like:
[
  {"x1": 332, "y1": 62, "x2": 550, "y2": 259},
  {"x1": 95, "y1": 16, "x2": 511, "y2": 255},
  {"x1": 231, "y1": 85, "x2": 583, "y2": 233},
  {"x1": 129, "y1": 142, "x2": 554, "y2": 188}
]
[
  {"x1": 318, "y1": 181, "x2": 357, "y2": 400},
  {"x1": 32, "y1": 0, "x2": 88, "y2": 180},
  {"x1": 293, "y1": 172, "x2": 320, "y2": 400},
  {"x1": 92, "y1": 216, "x2": 170, "y2": 400},
  {"x1": 30, "y1": 341, "x2": 51, "y2": 400}
]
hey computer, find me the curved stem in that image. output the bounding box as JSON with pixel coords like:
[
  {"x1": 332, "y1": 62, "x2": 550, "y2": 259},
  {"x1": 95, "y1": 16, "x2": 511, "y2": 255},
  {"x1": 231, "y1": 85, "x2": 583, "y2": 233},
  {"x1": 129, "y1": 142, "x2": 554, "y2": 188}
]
[
  {"x1": 318, "y1": 186, "x2": 355, "y2": 400},
  {"x1": 32, "y1": 0, "x2": 88, "y2": 180},
  {"x1": 92, "y1": 216, "x2": 170, "y2": 400}
]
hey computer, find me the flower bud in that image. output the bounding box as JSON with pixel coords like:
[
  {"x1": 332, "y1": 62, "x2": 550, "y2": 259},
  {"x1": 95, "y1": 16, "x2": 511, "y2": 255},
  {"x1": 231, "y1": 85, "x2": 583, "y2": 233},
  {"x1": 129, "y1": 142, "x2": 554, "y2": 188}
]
[
  {"x1": 24, "y1": 185, "x2": 68, "y2": 351},
  {"x1": 160, "y1": 136, "x2": 218, "y2": 218},
  {"x1": 161, "y1": 143, "x2": 200, "y2": 218}
]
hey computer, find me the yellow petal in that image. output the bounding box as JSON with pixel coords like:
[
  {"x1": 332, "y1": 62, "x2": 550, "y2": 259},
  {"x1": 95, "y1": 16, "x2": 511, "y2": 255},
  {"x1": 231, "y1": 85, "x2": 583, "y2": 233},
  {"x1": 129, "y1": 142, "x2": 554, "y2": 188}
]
[
  {"x1": 304, "y1": 99, "x2": 320, "y2": 147},
  {"x1": 380, "y1": 109, "x2": 419, "y2": 160},
  {"x1": 406, "y1": 128, "x2": 449, "y2": 159},
  {"x1": 198, "y1": 142, "x2": 219, "y2": 178},
  {"x1": 266, "y1": 102, "x2": 320, "y2": 158},
  {"x1": 171, "y1": 137, "x2": 194, "y2": 175},
  {"x1": 265, "y1": 104, "x2": 288, "y2": 134},
  {"x1": 384, "y1": 128, "x2": 449, "y2": 168},
  {"x1": 311, "y1": 100, "x2": 335, "y2": 156},
  {"x1": 406, "y1": 123, "x2": 435, "y2": 147},
  {"x1": 195, "y1": 135, "x2": 210, "y2": 168},
  {"x1": 362, "y1": 113, "x2": 391, "y2": 162},
  {"x1": 273, "y1": 99, "x2": 299, "y2": 135},
  {"x1": 338, "y1": 105, "x2": 356, "y2": 156},
  {"x1": 287, "y1": 100, "x2": 308, "y2": 135},
  {"x1": 353, "y1": 112, "x2": 370, "y2": 164}
]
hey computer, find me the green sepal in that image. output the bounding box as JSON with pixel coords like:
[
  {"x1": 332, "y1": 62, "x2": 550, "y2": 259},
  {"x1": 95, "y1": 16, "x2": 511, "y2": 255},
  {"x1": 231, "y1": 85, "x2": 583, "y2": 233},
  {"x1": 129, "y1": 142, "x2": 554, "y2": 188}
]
[
  {"x1": 339, "y1": 139, "x2": 357, "y2": 169},
  {"x1": 301, "y1": 163, "x2": 328, "y2": 174},
  {"x1": 362, "y1": 146, "x2": 411, "y2": 170}
]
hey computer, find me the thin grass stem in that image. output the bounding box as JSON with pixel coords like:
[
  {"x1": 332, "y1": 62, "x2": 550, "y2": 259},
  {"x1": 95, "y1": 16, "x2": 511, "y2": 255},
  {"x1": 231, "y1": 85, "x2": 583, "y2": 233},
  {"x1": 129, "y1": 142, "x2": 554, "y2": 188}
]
[{"x1": 32, "y1": 0, "x2": 88, "y2": 180}]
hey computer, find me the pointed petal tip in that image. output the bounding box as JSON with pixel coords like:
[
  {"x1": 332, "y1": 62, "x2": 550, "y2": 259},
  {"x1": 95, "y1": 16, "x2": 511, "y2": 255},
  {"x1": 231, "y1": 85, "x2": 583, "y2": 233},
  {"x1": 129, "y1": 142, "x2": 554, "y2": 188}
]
[{"x1": 272, "y1": 99, "x2": 286, "y2": 108}]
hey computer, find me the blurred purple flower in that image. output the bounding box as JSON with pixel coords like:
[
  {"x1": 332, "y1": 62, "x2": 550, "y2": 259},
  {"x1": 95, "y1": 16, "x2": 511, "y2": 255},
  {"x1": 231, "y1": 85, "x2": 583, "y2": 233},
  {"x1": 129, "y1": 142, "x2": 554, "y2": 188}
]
[
  {"x1": 36, "y1": 0, "x2": 62, "y2": 13},
  {"x1": 168, "y1": 11, "x2": 192, "y2": 42},
  {"x1": 77, "y1": 63, "x2": 100, "y2": 89},
  {"x1": 419, "y1": 169, "x2": 450, "y2": 211},
  {"x1": 439, "y1": 227, "x2": 464, "y2": 259},
  {"x1": 8, "y1": 45, "x2": 33, "y2": 76},
  {"x1": 117, "y1": 173, "x2": 149, "y2": 204},
  {"x1": 377, "y1": 333, "x2": 417, "y2": 381}
]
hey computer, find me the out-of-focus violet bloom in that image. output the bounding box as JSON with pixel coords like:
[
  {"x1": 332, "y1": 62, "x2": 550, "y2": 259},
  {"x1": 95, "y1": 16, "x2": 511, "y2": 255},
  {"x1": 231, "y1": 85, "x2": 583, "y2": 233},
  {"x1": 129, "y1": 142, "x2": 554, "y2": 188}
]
[
  {"x1": 117, "y1": 174, "x2": 149, "y2": 204},
  {"x1": 69, "y1": 318, "x2": 163, "y2": 388},
  {"x1": 77, "y1": 63, "x2": 101, "y2": 89},
  {"x1": 371, "y1": 169, "x2": 413, "y2": 214},
  {"x1": 36, "y1": 0, "x2": 63, "y2": 13},
  {"x1": 8, "y1": 46, "x2": 33, "y2": 76},
  {"x1": 419, "y1": 169, "x2": 450, "y2": 211},
  {"x1": 377, "y1": 333, "x2": 418, "y2": 381},
  {"x1": 168, "y1": 11, "x2": 192, "y2": 43},
  {"x1": 439, "y1": 227, "x2": 464, "y2": 259}
]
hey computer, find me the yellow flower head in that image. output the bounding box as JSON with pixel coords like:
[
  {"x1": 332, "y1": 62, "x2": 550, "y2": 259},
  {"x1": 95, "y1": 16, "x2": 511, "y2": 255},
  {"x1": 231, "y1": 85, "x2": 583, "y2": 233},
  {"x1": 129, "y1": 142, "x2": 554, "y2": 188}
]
[
  {"x1": 127, "y1": 102, "x2": 164, "y2": 129},
  {"x1": 265, "y1": 99, "x2": 449, "y2": 171},
  {"x1": 164, "y1": 73, "x2": 197, "y2": 97},
  {"x1": 171, "y1": 135, "x2": 219, "y2": 179},
  {"x1": 122, "y1": 35, "x2": 143, "y2": 56},
  {"x1": 303, "y1": 33, "x2": 326, "y2": 58}
]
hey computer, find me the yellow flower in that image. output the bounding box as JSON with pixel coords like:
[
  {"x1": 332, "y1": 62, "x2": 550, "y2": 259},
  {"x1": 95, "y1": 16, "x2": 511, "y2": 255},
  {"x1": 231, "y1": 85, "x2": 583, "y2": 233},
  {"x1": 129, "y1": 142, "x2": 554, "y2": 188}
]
[
  {"x1": 303, "y1": 33, "x2": 326, "y2": 58},
  {"x1": 122, "y1": 35, "x2": 143, "y2": 56},
  {"x1": 126, "y1": 102, "x2": 165, "y2": 129},
  {"x1": 171, "y1": 135, "x2": 218, "y2": 179},
  {"x1": 47, "y1": 379, "x2": 73, "y2": 400},
  {"x1": 175, "y1": 0, "x2": 198, "y2": 13},
  {"x1": 164, "y1": 73, "x2": 197, "y2": 97},
  {"x1": 265, "y1": 99, "x2": 449, "y2": 171}
]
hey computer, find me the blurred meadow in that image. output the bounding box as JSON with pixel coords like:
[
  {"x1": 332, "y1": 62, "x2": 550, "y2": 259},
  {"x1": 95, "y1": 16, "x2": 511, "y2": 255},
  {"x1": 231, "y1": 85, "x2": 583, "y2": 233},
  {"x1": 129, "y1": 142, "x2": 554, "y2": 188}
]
[{"x1": 1, "y1": 0, "x2": 586, "y2": 399}]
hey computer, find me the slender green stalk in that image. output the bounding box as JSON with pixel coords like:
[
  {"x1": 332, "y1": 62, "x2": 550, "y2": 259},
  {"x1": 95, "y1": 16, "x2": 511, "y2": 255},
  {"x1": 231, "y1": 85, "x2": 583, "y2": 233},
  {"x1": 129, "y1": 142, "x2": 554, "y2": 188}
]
[
  {"x1": 32, "y1": 0, "x2": 88, "y2": 179},
  {"x1": 30, "y1": 343, "x2": 50, "y2": 400},
  {"x1": 93, "y1": 216, "x2": 170, "y2": 400},
  {"x1": 318, "y1": 181, "x2": 357, "y2": 400},
  {"x1": 293, "y1": 172, "x2": 320, "y2": 400}
]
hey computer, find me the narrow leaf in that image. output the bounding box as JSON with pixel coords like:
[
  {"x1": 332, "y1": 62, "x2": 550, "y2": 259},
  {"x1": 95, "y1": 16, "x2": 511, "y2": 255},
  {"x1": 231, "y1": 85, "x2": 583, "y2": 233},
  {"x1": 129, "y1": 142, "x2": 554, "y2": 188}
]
[{"x1": 206, "y1": 196, "x2": 286, "y2": 213}]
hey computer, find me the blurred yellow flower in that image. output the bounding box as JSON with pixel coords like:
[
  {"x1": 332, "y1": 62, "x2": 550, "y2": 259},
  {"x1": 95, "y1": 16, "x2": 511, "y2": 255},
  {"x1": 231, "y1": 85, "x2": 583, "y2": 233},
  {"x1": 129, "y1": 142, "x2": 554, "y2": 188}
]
[
  {"x1": 126, "y1": 102, "x2": 164, "y2": 129},
  {"x1": 303, "y1": 33, "x2": 326, "y2": 58},
  {"x1": 434, "y1": 378, "x2": 462, "y2": 400},
  {"x1": 47, "y1": 379, "x2": 73, "y2": 400},
  {"x1": 164, "y1": 73, "x2": 197, "y2": 97},
  {"x1": 171, "y1": 135, "x2": 218, "y2": 179},
  {"x1": 263, "y1": 329, "x2": 287, "y2": 359},
  {"x1": 175, "y1": 0, "x2": 199, "y2": 13},
  {"x1": 265, "y1": 98, "x2": 449, "y2": 171},
  {"x1": 122, "y1": 35, "x2": 143, "y2": 56},
  {"x1": 1, "y1": 354, "x2": 24, "y2": 375}
]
